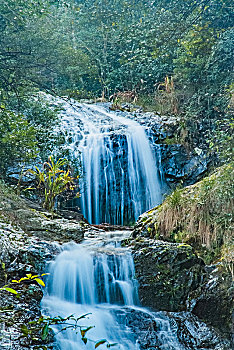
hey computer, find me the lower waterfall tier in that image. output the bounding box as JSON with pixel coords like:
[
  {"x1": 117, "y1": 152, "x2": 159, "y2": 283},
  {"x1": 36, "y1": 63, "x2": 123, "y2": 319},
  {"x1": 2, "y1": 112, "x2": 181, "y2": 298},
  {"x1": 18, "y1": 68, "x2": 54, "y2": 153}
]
[
  {"x1": 41, "y1": 238, "x2": 229, "y2": 350},
  {"x1": 42, "y1": 242, "x2": 183, "y2": 349}
]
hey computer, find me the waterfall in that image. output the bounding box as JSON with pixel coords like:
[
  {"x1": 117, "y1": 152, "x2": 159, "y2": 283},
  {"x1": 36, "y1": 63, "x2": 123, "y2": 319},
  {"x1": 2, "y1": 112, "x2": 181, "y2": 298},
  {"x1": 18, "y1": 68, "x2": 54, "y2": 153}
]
[
  {"x1": 42, "y1": 242, "x2": 140, "y2": 349},
  {"x1": 39, "y1": 98, "x2": 228, "y2": 350},
  {"x1": 47, "y1": 245, "x2": 138, "y2": 306},
  {"x1": 42, "y1": 235, "x2": 184, "y2": 350},
  {"x1": 59, "y1": 101, "x2": 163, "y2": 225}
]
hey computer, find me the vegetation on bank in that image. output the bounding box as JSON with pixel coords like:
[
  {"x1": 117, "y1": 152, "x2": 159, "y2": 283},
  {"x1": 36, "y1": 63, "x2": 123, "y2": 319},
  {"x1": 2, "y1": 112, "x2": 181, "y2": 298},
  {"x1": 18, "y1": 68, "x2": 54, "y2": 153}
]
[
  {"x1": 136, "y1": 163, "x2": 233, "y2": 272},
  {"x1": 27, "y1": 156, "x2": 80, "y2": 212}
]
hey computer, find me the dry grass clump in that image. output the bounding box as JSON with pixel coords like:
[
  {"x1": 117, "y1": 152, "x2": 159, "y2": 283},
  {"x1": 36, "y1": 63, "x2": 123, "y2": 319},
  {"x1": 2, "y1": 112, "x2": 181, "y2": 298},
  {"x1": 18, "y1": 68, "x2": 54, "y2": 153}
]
[{"x1": 155, "y1": 164, "x2": 233, "y2": 263}]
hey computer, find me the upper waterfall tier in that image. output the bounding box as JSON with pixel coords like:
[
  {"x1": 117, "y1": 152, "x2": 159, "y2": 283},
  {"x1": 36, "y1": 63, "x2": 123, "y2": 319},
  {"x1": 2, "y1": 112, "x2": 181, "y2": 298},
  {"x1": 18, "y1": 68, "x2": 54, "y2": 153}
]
[{"x1": 58, "y1": 100, "x2": 163, "y2": 225}]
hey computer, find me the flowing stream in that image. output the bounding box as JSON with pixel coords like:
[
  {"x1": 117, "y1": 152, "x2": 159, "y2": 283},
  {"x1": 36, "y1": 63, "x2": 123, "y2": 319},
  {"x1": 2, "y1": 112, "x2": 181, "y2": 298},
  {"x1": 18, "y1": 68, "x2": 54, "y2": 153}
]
[
  {"x1": 42, "y1": 232, "x2": 183, "y2": 350},
  {"x1": 58, "y1": 101, "x2": 163, "y2": 225}
]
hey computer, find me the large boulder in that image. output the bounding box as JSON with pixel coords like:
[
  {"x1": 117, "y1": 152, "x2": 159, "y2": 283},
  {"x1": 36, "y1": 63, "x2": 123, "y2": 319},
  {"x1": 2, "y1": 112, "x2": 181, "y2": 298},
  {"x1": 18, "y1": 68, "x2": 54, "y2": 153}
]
[
  {"x1": 129, "y1": 238, "x2": 205, "y2": 312},
  {"x1": 0, "y1": 220, "x2": 57, "y2": 350},
  {"x1": 0, "y1": 221, "x2": 59, "y2": 279},
  {"x1": 160, "y1": 144, "x2": 208, "y2": 186},
  {"x1": 1, "y1": 204, "x2": 85, "y2": 243}
]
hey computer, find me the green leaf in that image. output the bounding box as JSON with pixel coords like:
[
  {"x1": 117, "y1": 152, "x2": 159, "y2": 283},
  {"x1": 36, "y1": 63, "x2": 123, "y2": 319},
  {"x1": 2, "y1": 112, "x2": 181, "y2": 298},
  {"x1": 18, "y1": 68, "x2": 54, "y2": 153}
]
[
  {"x1": 77, "y1": 313, "x2": 91, "y2": 320},
  {"x1": 19, "y1": 277, "x2": 28, "y2": 282},
  {"x1": 95, "y1": 340, "x2": 107, "y2": 348},
  {"x1": 2, "y1": 287, "x2": 18, "y2": 295},
  {"x1": 41, "y1": 323, "x2": 49, "y2": 340},
  {"x1": 80, "y1": 326, "x2": 94, "y2": 337},
  {"x1": 82, "y1": 337, "x2": 87, "y2": 344},
  {"x1": 21, "y1": 325, "x2": 29, "y2": 336},
  {"x1": 34, "y1": 278, "x2": 45, "y2": 287}
]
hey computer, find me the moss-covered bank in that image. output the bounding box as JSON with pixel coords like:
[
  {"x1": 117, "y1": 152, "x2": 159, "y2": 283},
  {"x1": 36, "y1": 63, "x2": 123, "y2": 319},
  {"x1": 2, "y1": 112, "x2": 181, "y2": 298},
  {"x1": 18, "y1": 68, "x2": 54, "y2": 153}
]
[{"x1": 134, "y1": 163, "x2": 233, "y2": 266}]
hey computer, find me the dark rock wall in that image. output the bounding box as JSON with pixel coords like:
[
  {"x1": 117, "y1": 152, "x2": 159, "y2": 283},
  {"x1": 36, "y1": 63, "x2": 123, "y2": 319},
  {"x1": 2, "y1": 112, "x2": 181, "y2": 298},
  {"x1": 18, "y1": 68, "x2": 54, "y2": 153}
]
[{"x1": 129, "y1": 238, "x2": 205, "y2": 312}]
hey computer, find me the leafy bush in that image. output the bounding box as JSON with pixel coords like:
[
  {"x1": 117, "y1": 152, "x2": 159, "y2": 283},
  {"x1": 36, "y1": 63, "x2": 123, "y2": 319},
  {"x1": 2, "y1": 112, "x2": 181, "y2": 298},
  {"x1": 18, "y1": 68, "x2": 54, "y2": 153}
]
[{"x1": 28, "y1": 156, "x2": 79, "y2": 211}]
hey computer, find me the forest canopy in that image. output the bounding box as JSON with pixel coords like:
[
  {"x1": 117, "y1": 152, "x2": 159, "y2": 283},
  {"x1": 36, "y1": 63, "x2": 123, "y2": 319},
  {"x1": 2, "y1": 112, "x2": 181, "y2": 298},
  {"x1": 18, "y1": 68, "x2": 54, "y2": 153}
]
[{"x1": 0, "y1": 0, "x2": 233, "y2": 175}]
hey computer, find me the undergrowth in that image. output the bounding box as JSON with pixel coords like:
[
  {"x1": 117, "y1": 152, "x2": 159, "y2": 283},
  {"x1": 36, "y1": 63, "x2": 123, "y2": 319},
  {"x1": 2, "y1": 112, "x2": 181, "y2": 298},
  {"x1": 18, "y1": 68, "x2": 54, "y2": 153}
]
[{"x1": 155, "y1": 163, "x2": 233, "y2": 268}]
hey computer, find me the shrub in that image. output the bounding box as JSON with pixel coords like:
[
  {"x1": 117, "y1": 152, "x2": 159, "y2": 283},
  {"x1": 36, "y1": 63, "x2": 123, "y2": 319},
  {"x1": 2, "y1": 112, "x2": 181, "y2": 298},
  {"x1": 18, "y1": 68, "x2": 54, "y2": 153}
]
[
  {"x1": 28, "y1": 156, "x2": 79, "y2": 211},
  {"x1": 0, "y1": 106, "x2": 37, "y2": 176}
]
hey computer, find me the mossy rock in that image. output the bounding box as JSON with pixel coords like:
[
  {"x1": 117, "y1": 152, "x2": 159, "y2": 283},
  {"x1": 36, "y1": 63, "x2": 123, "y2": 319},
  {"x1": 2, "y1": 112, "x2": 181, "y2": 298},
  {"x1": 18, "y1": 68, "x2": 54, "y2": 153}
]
[{"x1": 132, "y1": 238, "x2": 205, "y2": 312}]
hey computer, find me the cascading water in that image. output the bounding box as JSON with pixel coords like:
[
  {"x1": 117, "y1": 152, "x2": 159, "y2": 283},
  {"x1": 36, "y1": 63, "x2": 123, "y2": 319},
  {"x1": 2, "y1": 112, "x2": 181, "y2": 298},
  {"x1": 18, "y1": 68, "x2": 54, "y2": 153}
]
[
  {"x1": 42, "y1": 233, "x2": 184, "y2": 350},
  {"x1": 58, "y1": 101, "x2": 163, "y2": 225},
  {"x1": 40, "y1": 98, "x2": 229, "y2": 350}
]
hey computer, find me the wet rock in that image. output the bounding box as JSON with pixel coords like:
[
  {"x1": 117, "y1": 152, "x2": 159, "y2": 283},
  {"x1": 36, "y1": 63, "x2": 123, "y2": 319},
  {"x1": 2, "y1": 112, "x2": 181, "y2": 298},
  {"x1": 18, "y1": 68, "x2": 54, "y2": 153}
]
[
  {"x1": 0, "y1": 184, "x2": 102, "y2": 245},
  {"x1": 132, "y1": 207, "x2": 159, "y2": 238},
  {"x1": 92, "y1": 223, "x2": 132, "y2": 231},
  {"x1": 0, "y1": 220, "x2": 59, "y2": 349},
  {"x1": 0, "y1": 282, "x2": 55, "y2": 350},
  {"x1": 0, "y1": 184, "x2": 99, "y2": 349},
  {"x1": 0, "y1": 218, "x2": 59, "y2": 279},
  {"x1": 160, "y1": 145, "x2": 208, "y2": 186},
  {"x1": 57, "y1": 209, "x2": 87, "y2": 222},
  {"x1": 111, "y1": 105, "x2": 209, "y2": 187},
  {"x1": 4, "y1": 208, "x2": 84, "y2": 243},
  {"x1": 167, "y1": 311, "x2": 231, "y2": 350},
  {"x1": 130, "y1": 238, "x2": 205, "y2": 312},
  {"x1": 79, "y1": 98, "x2": 95, "y2": 104},
  {"x1": 113, "y1": 308, "x2": 231, "y2": 350},
  {"x1": 187, "y1": 264, "x2": 233, "y2": 339}
]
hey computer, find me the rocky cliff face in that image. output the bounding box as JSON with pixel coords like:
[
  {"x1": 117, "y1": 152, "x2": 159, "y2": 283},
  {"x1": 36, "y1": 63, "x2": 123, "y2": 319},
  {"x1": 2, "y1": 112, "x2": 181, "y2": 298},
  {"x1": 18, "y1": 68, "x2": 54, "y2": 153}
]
[
  {"x1": 127, "y1": 237, "x2": 233, "y2": 341},
  {"x1": 113, "y1": 308, "x2": 231, "y2": 350},
  {"x1": 131, "y1": 165, "x2": 233, "y2": 341}
]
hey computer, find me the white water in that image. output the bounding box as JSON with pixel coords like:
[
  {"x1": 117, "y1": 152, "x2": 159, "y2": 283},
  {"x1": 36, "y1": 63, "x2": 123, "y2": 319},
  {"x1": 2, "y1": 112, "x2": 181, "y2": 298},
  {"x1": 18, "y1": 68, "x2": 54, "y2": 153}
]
[
  {"x1": 41, "y1": 98, "x2": 182, "y2": 349},
  {"x1": 58, "y1": 100, "x2": 163, "y2": 225},
  {"x1": 42, "y1": 234, "x2": 184, "y2": 350},
  {"x1": 39, "y1": 97, "x2": 227, "y2": 350}
]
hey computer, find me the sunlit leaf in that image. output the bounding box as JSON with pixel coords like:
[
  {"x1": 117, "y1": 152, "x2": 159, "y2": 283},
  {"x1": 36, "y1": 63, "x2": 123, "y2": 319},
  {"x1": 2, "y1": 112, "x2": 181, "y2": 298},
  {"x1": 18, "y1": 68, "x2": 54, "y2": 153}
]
[
  {"x1": 95, "y1": 339, "x2": 107, "y2": 348},
  {"x1": 35, "y1": 278, "x2": 45, "y2": 287},
  {"x1": 1, "y1": 287, "x2": 18, "y2": 295}
]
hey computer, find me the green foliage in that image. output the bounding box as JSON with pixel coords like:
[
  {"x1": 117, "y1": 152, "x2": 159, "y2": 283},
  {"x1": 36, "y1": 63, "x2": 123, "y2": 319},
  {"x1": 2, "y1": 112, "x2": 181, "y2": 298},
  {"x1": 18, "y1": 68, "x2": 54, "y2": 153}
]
[
  {"x1": 0, "y1": 0, "x2": 232, "y2": 168},
  {"x1": 209, "y1": 84, "x2": 234, "y2": 163},
  {"x1": 21, "y1": 313, "x2": 117, "y2": 349},
  {"x1": 13, "y1": 96, "x2": 67, "y2": 161},
  {"x1": 28, "y1": 156, "x2": 79, "y2": 211},
  {"x1": 12, "y1": 273, "x2": 48, "y2": 287},
  {"x1": 167, "y1": 187, "x2": 183, "y2": 209},
  {"x1": 0, "y1": 106, "x2": 37, "y2": 174},
  {"x1": 0, "y1": 273, "x2": 48, "y2": 296}
]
